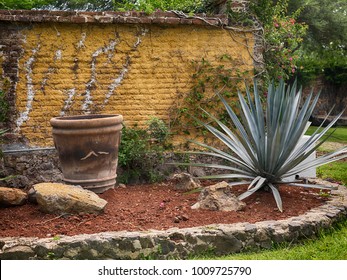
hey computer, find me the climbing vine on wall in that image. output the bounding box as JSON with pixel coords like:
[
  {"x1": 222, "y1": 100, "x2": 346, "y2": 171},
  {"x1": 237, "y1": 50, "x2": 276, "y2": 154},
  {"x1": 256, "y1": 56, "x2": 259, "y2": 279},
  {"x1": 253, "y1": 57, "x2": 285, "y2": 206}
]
[{"x1": 169, "y1": 54, "x2": 252, "y2": 142}]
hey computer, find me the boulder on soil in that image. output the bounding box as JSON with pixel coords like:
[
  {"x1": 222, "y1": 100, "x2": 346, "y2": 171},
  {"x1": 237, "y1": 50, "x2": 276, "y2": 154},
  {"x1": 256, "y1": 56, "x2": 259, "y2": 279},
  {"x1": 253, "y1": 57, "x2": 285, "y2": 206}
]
[
  {"x1": 0, "y1": 187, "x2": 27, "y2": 206},
  {"x1": 170, "y1": 172, "x2": 201, "y2": 191},
  {"x1": 33, "y1": 182, "x2": 107, "y2": 214},
  {"x1": 191, "y1": 181, "x2": 246, "y2": 211}
]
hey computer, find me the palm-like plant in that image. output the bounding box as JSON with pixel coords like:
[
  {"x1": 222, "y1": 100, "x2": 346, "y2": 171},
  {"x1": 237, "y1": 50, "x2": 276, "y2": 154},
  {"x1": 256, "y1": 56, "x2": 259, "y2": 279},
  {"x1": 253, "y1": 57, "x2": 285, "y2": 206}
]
[{"x1": 180, "y1": 79, "x2": 347, "y2": 212}]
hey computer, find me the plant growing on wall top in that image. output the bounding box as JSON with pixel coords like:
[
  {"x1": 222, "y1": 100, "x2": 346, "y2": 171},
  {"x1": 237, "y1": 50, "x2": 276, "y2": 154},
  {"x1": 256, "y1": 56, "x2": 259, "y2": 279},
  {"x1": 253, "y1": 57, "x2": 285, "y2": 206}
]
[
  {"x1": 178, "y1": 79, "x2": 347, "y2": 212},
  {"x1": 115, "y1": 0, "x2": 207, "y2": 14}
]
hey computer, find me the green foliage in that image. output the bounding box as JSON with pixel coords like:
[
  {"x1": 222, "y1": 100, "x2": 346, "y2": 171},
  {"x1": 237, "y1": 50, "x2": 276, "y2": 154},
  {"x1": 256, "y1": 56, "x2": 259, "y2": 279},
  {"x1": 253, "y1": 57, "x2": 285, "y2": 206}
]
[
  {"x1": 146, "y1": 117, "x2": 170, "y2": 145},
  {"x1": 0, "y1": 0, "x2": 115, "y2": 10},
  {"x1": 294, "y1": 0, "x2": 347, "y2": 52},
  {"x1": 0, "y1": 0, "x2": 51, "y2": 9},
  {"x1": 285, "y1": 0, "x2": 347, "y2": 85},
  {"x1": 114, "y1": 0, "x2": 206, "y2": 13},
  {"x1": 118, "y1": 118, "x2": 169, "y2": 184},
  {"x1": 0, "y1": 90, "x2": 9, "y2": 123},
  {"x1": 170, "y1": 56, "x2": 251, "y2": 137},
  {"x1": 306, "y1": 126, "x2": 347, "y2": 144},
  {"x1": 41, "y1": 0, "x2": 115, "y2": 11},
  {"x1": 250, "y1": 0, "x2": 307, "y2": 82},
  {"x1": 317, "y1": 162, "x2": 347, "y2": 186},
  {"x1": 0, "y1": 0, "x2": 208, "y2": 12},
  {"x1": 180, "y1": 79, "x2": 347, "y2": 212},
  {"x1": 296, "y1": 49, "x2": 347, "y2": 86}
]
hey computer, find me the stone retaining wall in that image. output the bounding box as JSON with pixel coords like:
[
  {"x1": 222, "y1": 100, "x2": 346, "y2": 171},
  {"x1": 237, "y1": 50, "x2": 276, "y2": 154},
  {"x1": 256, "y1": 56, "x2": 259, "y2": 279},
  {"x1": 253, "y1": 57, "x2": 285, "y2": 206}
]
[
  {"x1": 0, "y1": 148, "x2": 223, "y2": 188},
  {"x1": 0, "y1": 148, "x2": 62, "y2": 188},
  {"x1": 1, "y1": 182, "x2": 346, "y2": 260},
  {"x1": 303, "y1": 76, "x2": 347, "y2": 125}
]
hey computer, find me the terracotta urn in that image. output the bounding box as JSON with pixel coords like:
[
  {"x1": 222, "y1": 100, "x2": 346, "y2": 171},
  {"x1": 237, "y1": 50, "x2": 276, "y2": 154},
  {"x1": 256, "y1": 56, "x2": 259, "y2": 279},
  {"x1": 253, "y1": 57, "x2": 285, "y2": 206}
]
[{"x1": 50, "y1": 114, "x2": 123, "y2": 193}]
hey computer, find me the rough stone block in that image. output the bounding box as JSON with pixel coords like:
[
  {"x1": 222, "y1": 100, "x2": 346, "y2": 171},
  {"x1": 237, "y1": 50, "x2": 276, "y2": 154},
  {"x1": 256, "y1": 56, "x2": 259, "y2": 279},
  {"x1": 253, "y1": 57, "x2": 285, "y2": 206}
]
[
  {"x1": 191, "y1": 181, "x2": 246, "y2": 211},
  {"x1": 0, "y1": 187, "x2": 27, "y2": 206},
  {"x1": 33, "y1": 182, "x2": 107, "y2": 214}
]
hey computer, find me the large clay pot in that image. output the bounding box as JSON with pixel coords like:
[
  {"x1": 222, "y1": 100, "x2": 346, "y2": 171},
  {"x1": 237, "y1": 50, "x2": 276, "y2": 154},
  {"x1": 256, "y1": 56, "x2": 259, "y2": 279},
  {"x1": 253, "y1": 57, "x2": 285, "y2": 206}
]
[{"x1": 50, "y1": 114, "x2": 123, "y2": 193}]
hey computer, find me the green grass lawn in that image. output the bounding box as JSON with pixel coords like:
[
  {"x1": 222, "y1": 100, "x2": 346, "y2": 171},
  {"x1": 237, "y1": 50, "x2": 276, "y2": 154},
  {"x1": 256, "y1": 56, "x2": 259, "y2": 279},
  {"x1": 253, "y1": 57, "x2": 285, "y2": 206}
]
[
  {"x1": 193, "y1": 220, "x2": 347, "y2": 260},
  {"x1": 192, "y1": 126, "x2": 347, "y2": 260},
  {"x1": 317, "y1": 162, "x2": 347, "y2": 186},
  {"x1": 307, "y1": 126, "x2": 347, "y2": 186},
  {"x1": 305, "y1": 126, "x2": 347, "y2": 144}
]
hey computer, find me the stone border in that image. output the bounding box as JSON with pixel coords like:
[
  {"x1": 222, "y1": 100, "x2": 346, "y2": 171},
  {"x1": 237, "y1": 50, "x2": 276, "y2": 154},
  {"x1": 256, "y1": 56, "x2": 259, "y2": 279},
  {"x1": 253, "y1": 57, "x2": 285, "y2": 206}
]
[
  {"x1": 0, "y1": 10, "x2": 228, "y2": 27},
  {"x1": 1, "y1": 181, "x2": 346, "y2": 260}
]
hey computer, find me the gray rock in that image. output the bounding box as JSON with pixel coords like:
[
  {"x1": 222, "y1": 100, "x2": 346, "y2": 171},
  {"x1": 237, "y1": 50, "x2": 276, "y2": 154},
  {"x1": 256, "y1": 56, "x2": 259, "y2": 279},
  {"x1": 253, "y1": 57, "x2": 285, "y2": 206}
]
[
  {"x1": 1, "y1": 245, "x2": 35, "y2": 260},
  {"x1": 170, "y1": 172, "x2": 201, "y2": 191},
  {"x1": 33, "y1": 182, "x2": 107, "y2": 214},
  {"x1": 0, "y1": 187, "x2": 27, "y2": 206},
  {"x1": 27, "y1": 187, "x2": 37, "y2": 204},
  {"x1": 191, "y1": 181, "x2": 246, "y2": 211},
  {"x1": 188, "y1": 166, "x2": 206, "y2": 177}
]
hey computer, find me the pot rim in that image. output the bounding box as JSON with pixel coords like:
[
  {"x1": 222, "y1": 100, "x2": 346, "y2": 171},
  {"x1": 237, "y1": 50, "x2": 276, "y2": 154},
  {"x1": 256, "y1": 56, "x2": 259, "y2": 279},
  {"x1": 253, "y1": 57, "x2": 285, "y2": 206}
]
[
  {"x1": 50, "y1": 114, "x2": 123, "y2": 129},
  {"x1": 51, "y1": 114, "x2": 121, "y2": 121}
]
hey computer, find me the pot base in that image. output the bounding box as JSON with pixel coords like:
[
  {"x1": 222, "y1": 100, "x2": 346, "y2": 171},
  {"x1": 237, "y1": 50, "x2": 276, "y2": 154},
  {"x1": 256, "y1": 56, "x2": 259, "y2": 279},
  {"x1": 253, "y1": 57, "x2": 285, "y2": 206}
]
[{"x1": 63, "y1": 176, "x2": 116, "y2": 194}]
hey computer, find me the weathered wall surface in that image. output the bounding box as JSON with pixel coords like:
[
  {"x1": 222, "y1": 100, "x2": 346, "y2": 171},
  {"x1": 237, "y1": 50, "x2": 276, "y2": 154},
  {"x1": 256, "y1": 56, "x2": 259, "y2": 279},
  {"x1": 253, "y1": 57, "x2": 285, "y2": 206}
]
[
  {"x1": 302, "y1": 77, "x2": 347, "y2": 126},
  {"x1": 0, "y1": 10, "x2": 257, "y2": 147}
]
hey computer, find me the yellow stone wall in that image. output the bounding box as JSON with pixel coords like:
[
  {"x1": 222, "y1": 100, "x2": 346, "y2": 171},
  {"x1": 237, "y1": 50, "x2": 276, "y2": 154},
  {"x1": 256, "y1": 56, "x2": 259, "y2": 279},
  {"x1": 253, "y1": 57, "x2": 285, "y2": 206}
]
[{"x1": 11, "y1": 23, "x2": 255, "y2": 147}]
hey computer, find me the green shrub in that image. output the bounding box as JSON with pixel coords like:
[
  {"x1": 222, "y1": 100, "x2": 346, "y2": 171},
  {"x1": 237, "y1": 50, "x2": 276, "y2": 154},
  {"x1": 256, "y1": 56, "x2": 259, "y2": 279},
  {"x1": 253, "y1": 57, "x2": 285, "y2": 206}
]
[
  {"x1": 146, "y1": 117, "x2": 170, "y2": 145},
  {"x1": 117, "y1": 118, "x2": 169, "y2": 184},
  {"x1": 296, "y1": 51, "x2": 347, "y2": 86}
]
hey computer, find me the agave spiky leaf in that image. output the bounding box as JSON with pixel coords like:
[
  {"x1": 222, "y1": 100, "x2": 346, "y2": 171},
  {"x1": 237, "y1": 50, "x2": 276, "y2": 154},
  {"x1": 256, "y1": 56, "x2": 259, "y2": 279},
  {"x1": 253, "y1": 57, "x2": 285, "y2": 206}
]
[{"x1": 178, "y1": 79, "x2": 346, "y2": 212}]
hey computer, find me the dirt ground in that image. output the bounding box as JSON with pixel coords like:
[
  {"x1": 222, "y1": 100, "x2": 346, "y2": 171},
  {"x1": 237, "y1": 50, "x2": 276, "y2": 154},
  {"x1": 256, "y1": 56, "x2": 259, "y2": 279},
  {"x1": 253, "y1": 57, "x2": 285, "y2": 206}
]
[{"x1": 0, "y1": 180, "x2": 330, "y2": 238}]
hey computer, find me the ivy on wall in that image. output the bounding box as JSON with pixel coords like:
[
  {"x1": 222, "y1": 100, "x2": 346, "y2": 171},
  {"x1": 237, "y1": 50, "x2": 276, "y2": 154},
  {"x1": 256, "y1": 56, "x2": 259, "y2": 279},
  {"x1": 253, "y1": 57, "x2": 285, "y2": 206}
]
[{"x1": 169, "y1": 54, "x2": 253, "y2": 144}]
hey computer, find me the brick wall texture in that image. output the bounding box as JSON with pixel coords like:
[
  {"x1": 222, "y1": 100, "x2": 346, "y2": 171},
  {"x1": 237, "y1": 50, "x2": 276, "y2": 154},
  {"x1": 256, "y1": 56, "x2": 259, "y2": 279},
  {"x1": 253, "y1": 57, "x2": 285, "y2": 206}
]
[{"x1": 0, "y1": 10, "x2": 257, "y2": 147}]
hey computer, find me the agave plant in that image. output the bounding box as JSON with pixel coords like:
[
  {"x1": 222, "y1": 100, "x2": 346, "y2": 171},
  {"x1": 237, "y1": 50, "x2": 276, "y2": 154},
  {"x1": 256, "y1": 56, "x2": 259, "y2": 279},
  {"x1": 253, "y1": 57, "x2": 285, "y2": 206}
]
[{"x1": 180, "y1": 79, "x2": 347, "y2": 212}]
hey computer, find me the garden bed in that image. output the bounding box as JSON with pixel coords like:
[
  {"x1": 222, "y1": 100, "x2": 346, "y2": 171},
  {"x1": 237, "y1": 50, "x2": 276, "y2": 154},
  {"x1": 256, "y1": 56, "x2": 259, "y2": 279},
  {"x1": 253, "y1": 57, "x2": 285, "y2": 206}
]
[
  {"x1": 0, "y1": 181, "x2": 331, "y2": 238},
  {"x1": 1, "y1": 180, "x2": 347, "y2": 260}
]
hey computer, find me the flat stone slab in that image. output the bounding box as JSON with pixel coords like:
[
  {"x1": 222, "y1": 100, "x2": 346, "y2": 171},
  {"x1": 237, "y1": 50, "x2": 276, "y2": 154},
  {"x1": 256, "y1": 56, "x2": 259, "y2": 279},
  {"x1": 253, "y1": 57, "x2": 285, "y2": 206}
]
[{"x1": 33, "y1": 182, "x2": 107, "y2": 215}]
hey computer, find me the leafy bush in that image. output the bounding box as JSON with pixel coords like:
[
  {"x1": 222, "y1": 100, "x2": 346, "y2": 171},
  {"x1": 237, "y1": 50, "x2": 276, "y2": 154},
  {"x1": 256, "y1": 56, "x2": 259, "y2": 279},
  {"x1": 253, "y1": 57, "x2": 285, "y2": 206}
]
[
  {"x1": 118, "y1": 118, "x2": 169, "y2": 184},
  {"x1": 0, "y1": 0, "x2": 51, "y2": 9},
  {"x1": 146, "y1": 117, "x2": 170, "y2": 145},
  {"x1": 115, "y1": 0, "x2": 206, "y2": 14},
  {"x1": 179, "y1": 79, "x2": 347, "y2": 212},
  {"x1": 296, "y1": 50, "x2": 347, "y2": 86},
  {"x1": 250, "y1": 0, "x2": 307, "y2": 82}
]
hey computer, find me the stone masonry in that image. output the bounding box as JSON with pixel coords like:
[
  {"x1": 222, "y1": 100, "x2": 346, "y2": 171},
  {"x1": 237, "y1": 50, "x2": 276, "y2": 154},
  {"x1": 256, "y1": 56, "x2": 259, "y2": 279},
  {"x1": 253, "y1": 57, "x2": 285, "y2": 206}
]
[{"x1": 0, "y1": 9, "x2": 258, "y2": 147}]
